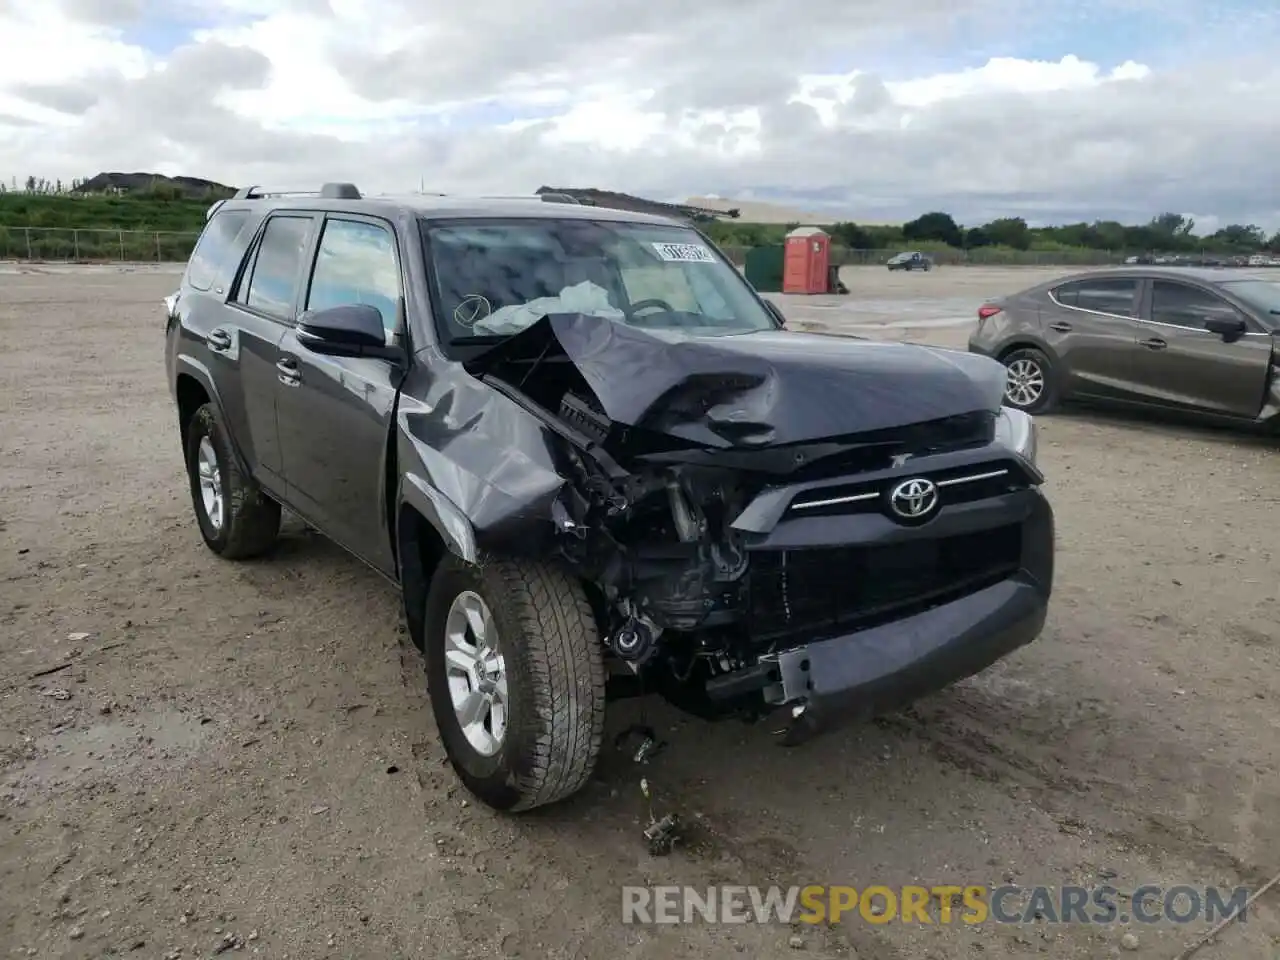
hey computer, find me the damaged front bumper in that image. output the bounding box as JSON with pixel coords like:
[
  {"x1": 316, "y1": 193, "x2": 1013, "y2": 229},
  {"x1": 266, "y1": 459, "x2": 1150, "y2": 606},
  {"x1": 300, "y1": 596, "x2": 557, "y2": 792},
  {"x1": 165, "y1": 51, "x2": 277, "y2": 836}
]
[
  {"x1": 712, "y1": 482, "x2": 1054, "y2": 744},
  {"x1": 776, "y1": 571, "x2": 1047, "y2": 744}
]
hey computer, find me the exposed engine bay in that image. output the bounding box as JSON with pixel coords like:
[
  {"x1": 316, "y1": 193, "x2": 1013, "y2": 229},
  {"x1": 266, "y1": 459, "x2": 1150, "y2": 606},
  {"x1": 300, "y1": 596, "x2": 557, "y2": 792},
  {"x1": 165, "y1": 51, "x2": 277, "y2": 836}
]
[{"x1": 465, "y1": 312, "x2": 1034, "y2": 723}]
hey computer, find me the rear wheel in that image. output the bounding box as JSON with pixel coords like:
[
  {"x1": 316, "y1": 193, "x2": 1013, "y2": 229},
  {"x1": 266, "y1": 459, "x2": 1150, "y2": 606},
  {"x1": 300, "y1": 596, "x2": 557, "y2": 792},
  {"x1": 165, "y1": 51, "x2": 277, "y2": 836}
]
[
  {"x1": 1000, "y1": 347, "x2": 1058, "y2": 414},
  {"x1": 423, "y1": 554, "x2": 606, "y2": 812},
  {"x1": 184, "y1": 403, "x2": 281, "y2": 559}
]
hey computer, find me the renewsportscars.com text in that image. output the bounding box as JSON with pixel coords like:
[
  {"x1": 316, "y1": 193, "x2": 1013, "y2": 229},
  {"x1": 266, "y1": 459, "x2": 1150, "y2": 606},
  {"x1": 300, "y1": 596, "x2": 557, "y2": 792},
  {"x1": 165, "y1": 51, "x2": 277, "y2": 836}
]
[{"x1": 621, "y1": 884, "x2": 1251, "y2": 926}]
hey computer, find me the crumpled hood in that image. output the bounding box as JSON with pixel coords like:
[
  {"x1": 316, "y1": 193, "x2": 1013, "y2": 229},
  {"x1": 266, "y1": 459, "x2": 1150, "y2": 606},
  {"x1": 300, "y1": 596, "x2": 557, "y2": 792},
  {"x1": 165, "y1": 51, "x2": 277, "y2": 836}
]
[{"x1": 472, "y1": 313, "x2": 1009, "y2": 448}]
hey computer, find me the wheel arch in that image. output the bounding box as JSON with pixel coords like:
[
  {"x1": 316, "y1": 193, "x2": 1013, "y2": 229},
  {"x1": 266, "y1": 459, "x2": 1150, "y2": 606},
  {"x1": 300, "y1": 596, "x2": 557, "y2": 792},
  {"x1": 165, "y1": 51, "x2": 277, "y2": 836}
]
[
  {"x1": 396, "y1": 474, "x2": 479, "y2": 650},
  {"x1": 995, "y1": 339, "x2": 1053, "y2": 363},
  {"x1": 172, "y1": 360, "x2": 251, "y2": 474},
  {"x1": 175, "y1": 372, "x2": 211, "y2": 445}
]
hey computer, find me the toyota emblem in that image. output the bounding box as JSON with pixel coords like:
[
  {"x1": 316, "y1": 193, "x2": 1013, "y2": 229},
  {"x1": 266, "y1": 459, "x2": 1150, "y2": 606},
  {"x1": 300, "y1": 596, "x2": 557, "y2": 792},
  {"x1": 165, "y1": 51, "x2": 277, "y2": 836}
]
[{"x1": 888, "y1": 477, "x2": 939, "y2": 521}]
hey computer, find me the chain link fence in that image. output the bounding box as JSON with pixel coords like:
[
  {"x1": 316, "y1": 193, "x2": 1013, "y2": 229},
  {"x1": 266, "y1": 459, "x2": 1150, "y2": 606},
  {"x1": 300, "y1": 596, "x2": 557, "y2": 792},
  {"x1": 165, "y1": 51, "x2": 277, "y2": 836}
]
[
  {"x1": 0, "y1": 226, "x2": 199, "y2": 263},
  {"x1": 717, "y1": 245, "x2": 1273, "y2": 268}
]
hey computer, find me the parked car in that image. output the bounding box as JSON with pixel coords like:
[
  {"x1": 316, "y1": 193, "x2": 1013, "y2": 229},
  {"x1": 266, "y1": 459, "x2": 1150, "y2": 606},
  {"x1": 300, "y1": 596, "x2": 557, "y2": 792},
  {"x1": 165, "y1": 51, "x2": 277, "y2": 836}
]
[
  {"x1": 968, "y1": 267, "x2": 1280, "y2": 424},
  {"x1": 887, "y1": 251, "x2": 933, "y2": 271},
  {"x1": 165, "y1": 182, "x2": 1053, "y2": 812}
]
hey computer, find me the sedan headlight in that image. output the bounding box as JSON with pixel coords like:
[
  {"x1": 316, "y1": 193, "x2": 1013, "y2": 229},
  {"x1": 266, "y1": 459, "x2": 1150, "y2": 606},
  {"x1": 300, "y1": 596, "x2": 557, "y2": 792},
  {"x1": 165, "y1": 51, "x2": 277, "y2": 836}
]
[{"x1": 994, "y1": 406, "x2": 1037, "y2": 464}]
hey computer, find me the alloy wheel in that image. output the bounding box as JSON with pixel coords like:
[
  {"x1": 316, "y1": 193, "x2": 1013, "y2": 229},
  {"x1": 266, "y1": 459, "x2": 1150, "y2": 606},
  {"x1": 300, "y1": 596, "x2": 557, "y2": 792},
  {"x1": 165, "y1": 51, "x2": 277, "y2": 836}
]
[
  {"x1": 196, "y1": 436, "x2": 224, "y2": 532},
  {"x1": 443, "y1": 591, "x2": 508, "y2": 756},
  {"x1": 1005, "y1": 358, "x2": 1045, "y2": 408}
]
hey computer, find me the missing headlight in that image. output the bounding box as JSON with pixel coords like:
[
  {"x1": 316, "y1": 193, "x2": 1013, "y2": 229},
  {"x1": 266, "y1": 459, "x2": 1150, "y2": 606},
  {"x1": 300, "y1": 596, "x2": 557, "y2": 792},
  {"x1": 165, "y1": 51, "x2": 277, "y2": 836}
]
[{"x1": 994, "y1": 406, "x2": 1037, "y2": 464}]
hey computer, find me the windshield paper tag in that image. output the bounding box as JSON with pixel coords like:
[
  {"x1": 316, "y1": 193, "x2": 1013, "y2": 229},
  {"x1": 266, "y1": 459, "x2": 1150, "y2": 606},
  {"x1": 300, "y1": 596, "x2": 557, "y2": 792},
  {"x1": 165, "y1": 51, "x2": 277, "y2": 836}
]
[{"x1": 652, "y1": 241, "x2": 716, "y2": 263}]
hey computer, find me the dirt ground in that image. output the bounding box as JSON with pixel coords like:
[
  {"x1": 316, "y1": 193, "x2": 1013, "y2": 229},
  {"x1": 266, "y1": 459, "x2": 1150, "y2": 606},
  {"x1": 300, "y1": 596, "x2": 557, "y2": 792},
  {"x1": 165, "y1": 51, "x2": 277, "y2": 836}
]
[{"x1": 2, "y1": 264, "x2": 1279, "y2": 960}]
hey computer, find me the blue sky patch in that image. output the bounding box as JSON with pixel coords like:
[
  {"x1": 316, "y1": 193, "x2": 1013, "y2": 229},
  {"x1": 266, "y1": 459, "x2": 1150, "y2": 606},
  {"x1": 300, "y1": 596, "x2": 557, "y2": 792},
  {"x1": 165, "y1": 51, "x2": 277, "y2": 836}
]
[{"x1": 120, "y1": 16, "x2": 215, "y2": 55}]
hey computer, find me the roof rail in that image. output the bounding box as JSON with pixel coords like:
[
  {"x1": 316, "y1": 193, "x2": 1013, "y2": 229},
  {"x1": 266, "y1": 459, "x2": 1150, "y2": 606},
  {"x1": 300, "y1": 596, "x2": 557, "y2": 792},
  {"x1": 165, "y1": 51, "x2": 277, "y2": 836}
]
[
  {"x1": 231, "y1": 182, "x2": 362, "y2": 200},
  {"x1": 205, "y1": 198, "x2": 228, "y2": 221},
  {"x1": 465, "y1": 193, "x2": 582, "y2": 205}
]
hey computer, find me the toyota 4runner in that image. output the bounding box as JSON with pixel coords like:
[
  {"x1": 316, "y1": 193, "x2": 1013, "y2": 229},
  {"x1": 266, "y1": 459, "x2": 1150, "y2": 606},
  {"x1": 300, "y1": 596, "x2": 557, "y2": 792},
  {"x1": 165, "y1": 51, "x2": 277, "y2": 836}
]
[{"x1": 164, "y1": 182, "x2": 1054, "y2": 812}]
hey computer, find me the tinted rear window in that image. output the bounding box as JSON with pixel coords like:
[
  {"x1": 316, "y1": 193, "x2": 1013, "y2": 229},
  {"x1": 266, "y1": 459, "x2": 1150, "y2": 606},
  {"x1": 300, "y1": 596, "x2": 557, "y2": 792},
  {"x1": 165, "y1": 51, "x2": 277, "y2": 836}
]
[
  {"x1": 242, "y1": 215, "x2": 314, "y2": 320},
  {"x1": 186, "y1": 210, "x2": 251, "y2": 291},
  {"x1": 1052, "y1": 278, "x2": 1138, "y2": 317}
]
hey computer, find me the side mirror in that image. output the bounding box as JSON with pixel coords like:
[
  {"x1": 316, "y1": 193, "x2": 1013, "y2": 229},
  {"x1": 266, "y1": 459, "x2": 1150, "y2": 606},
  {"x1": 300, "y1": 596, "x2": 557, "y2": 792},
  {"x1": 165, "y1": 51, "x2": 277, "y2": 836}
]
[
  {"x1": 1203, "y1": 315, "x2": 1247, "y2": 340},
  {"x1": 296, "y1": 304, "x2": 397, "y2": 357},
  {"x1": 763, "y1": 299, "x2": 786, "y2": 327}
]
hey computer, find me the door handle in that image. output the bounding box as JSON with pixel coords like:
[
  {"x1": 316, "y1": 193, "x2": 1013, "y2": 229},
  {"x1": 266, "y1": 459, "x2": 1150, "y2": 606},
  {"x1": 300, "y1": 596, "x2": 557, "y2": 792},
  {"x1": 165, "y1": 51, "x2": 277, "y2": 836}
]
[
  {"x1": 1048, "y1": 321, "x2": 1072, "y2": 333},
  {"x1": 276, "y1": 357, "x2": 301, "y2": 386},
  {"x1": 207, "y1": 328, "x2": 232, "y2": 351},
  {"x1": 1139, "y1": 337, "x2": 1167, "y2": 350}
]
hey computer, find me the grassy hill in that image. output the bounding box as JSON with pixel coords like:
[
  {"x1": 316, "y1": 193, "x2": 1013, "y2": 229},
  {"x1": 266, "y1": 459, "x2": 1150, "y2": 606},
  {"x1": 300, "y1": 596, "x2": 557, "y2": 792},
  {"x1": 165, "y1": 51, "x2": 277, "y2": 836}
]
[
  {"x1": 0, "y1": 193, "x2": 212, "y2": 231},
  {"x1": 0, "y1": 191, "x2": 214, "y2": 260}
]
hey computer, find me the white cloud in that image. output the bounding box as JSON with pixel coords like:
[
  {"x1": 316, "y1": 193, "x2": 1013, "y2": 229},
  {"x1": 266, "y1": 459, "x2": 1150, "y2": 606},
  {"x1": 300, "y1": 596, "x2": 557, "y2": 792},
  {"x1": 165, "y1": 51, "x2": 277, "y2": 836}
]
[{"x1": 0, "y1": 0, "x2": 1278, "y2": 230}]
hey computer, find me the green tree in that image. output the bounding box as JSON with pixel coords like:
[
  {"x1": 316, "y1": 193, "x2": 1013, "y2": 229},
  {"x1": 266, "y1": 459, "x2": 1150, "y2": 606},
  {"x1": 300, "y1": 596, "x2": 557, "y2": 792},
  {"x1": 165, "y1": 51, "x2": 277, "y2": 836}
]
[
  {"x1": 982, "y1": 217, "x2": 1031, "y2": 250},
  {"x1": 829, "y1": 221, "x2": 873, "y2": 249},
  {"x1": 1209, "y1": 224, "x2": 1265, "y2": 250},
  {"x1": 1151, "y1": 212, "x2": 1195, "y2": 238},
  {"x1": 902, "y1": 211, "x2": 962, "y2": 247}
]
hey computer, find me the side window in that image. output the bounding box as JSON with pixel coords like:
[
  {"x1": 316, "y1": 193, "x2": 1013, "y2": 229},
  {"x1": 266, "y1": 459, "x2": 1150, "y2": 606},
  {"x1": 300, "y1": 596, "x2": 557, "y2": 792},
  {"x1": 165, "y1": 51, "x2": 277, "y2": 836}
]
[
  {"x1": 1150, "y1": 280, "x2": 1244, "y2": 329},
  {"x1": 186, "y1": 210, "x2": 251, "y2": 291},
  {"x1": 305, "y1": 219, "x2": 401, "y2": 333},
  {"x1": 238, "y1": 215, "x2": 314, "y2": 320},
  {"x1": 1072, "y1": 278, "x2": 1138, "y2": 317},
  {"x1": 1052, "y1": 282, "x2": 1079, "y2": 307}
]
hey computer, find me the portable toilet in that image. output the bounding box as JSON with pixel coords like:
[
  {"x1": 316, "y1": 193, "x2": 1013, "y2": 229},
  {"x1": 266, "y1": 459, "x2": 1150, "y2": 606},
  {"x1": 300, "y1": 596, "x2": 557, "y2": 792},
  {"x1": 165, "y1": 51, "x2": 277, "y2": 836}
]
[{"x1": 782, "y1": 227, "x2": 830, "y2": 294}]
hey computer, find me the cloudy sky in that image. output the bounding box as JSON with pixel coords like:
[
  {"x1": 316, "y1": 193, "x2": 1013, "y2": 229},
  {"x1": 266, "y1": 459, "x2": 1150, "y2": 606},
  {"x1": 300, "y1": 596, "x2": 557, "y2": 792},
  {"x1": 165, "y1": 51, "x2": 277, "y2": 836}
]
[{"x1": 1, "y1": 0, "x2": 1278, "y2": 230}]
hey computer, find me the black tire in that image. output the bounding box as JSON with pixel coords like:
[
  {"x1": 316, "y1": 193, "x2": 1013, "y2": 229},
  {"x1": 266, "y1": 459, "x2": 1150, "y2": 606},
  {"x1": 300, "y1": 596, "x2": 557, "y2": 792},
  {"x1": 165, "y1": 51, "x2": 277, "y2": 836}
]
[
  {"x1": 184, "y1": 403, "x2": 281, "y2": 559},
  {"x1": 423, "y1": 553, "x2": 606, "y2": 812},
  {"x1": 999, "y1": 347, "x2": 1058, "y2": 414}
]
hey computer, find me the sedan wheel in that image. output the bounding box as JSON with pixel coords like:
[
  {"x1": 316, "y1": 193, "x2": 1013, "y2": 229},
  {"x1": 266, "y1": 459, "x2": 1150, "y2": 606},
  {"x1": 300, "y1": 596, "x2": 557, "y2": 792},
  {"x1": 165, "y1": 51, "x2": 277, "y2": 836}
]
[
  {"x1": 1000, "y1": 347, "x2": 1058, "y2": 414},
  {"x1": 1006, "y1": 358, "x2": 1045, "y2": 407}
]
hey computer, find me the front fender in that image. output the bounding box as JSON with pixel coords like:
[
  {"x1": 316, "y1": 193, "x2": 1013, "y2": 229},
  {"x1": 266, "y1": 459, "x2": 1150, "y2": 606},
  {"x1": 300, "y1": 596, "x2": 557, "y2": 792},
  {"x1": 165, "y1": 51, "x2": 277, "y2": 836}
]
[
  {"x1": 398, "y1": 471, "x2": 478, "y2": 563},
  {"x1": 392, "y1": 378, "x2": 569, "y2": 563}
]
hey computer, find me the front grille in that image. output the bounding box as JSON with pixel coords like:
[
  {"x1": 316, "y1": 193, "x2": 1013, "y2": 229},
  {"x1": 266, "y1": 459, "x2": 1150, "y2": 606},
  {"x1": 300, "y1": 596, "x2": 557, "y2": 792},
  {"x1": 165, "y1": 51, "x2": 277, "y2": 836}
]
[
  {"x1": 788, "y1": 459, "x2": 1026, "y2": 518},
  {"x1": 746, "y1": 523, "x2": 1022, "y2": 644}
]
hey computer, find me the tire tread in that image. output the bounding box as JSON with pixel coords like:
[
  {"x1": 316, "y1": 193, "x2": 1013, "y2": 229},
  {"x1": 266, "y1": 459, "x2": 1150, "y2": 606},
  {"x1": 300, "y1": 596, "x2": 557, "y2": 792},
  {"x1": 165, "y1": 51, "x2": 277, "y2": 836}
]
[
  {"x1": 488, "y1": 555, "x2": 606, "y2": 810},
  {"x1": 188, "y1": 404, "x2": 281, "y2": 559}
]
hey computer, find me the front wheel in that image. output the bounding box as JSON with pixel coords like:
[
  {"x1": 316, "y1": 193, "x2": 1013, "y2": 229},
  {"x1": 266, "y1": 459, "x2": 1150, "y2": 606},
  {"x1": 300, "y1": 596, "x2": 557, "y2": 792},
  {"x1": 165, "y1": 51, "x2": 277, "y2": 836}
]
[
  {"x1": 423, "y1": 554, "x2": 606, "y2": 812},
  {"x1": 1000, "y1": 347, "x2": 1058, "y2": 414}
]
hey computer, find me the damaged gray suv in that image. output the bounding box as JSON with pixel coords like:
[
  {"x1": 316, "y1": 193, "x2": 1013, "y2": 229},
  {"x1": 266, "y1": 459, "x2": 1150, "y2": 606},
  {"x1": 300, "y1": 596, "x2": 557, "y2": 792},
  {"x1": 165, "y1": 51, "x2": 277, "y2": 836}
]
[{"x1": 164, "y1": 183, "x2": 1054, "y2": 812}]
